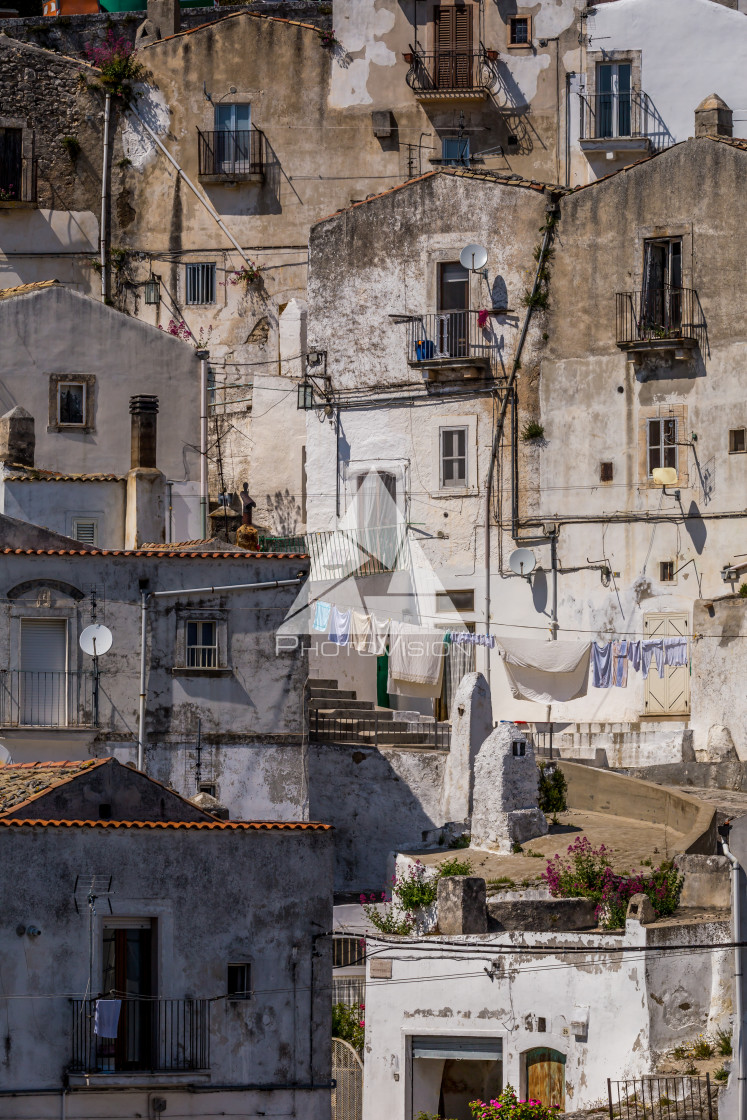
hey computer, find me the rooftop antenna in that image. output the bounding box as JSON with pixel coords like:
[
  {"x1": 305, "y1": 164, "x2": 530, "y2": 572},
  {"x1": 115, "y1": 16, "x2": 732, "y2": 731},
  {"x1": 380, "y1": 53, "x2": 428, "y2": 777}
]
[
  {"x1": 195, "y1": 717, "x2": 202, "y2": 792},
  {"x1": 80, "y1": 624, "x2": 113, "y2": 730},
  {"x1": 74, "y1": 874, "x2": 114, "y2": 998}
]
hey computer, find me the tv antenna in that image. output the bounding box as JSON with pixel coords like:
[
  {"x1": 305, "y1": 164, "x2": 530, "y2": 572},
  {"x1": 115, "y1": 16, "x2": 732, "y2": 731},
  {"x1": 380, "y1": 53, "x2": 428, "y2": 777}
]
[
  {"x1": 74, "y1": 874, "x2": 114, "y2": 998},
  {"x1": 509, "y1": 547, "x2": 536, "y2": 581},
  {"x1": 79, "y1": 625, "x2": 113, "y2": 730}
]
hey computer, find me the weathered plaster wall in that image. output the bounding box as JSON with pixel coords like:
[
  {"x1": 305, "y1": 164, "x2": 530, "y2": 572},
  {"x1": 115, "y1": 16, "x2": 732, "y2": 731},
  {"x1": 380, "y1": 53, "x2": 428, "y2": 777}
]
[
  {"x1": 1, "y1": 477, "x2": 125, "y2": 546},
  {"x1": 0, "y1": 822, "x2": 333, "y2": 1117},
  {"x1": 690, "y1": 597, "x2": 747, "y2": 760}
]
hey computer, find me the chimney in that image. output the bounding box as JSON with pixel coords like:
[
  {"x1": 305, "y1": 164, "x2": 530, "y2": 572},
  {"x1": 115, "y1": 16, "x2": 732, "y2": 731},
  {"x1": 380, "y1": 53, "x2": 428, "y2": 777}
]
[
  {"x1": 130, "y1": 395, "x2": 159, "y2": 469},
  {"x1": 0, "y1": 406, "x2": 35, "y2": 468},
  {"x1": 135, "y1": 0, "x2": 179, "y2": 45},
  {"x1": 126, "y1": 395, "x2": 166, "y2": 548},
  {"x1": 694, "y1": 93, "x2": 733, "y2": 138}
]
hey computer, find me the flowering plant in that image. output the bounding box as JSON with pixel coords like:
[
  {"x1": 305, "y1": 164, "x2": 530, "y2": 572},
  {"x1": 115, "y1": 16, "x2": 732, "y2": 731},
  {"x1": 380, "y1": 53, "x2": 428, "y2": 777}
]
[
  {"x1": 228, "y1": 261, "x2": 262, "y2": 286},
  {"x1": 84, "y1": 30, "x2": 145, "y2": 100},
  {"x1": 360, "y1": 891, "x2": 416, "y2": 935},
  {"x1": 0, "y1": 184, "x2": 17, "y2": 202},
  {"x1": 332, "y1": 1001, "x2": 365, "y2": 1052},
  {"x1": 320, "y1": 28, "x2": 340, "y2": 48},
  {"x1": 470, "y1": 1084, "x2": 561, "y2": 1118},
  {"x1": 541, "y1": 836, "x2": 683, "y2": 929},
  {"x1": 158, "y1": 319, "x2": 213, "y2": 350}
]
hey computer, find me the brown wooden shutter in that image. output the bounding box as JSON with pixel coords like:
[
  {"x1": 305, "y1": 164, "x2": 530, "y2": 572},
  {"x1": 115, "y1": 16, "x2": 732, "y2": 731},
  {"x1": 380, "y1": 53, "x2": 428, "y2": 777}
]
[{"x1": 454, "y1": 6, "x2": 474, "y2": 87}]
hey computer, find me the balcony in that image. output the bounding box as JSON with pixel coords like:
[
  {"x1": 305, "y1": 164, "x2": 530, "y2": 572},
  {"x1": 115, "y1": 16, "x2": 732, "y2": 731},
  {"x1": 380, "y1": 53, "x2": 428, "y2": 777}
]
[
  {"x1": 406, "y1": 311, "x2": 498, "y2": 377},
  {"x1": 405, "y1": 44, "x2": 498, "y2": 100},
  {"x1": 0, "y1": 670, "x2": 96, "y2": 728},
  {"x1": 71, "y1": 998, "x2": 210, "y2": 1075},
  {"x1": 615, "y1": 288, "x2": 704, "y2": 355},
  {"x1": 579, "y1": 91, "x2": 654, "y2": 161},
  {"x1": 197, "y1": 128, "x2": 266, "y2": 184},
  {"x1": 308, "y1": 525, "x2": 409, "y2": 580}
]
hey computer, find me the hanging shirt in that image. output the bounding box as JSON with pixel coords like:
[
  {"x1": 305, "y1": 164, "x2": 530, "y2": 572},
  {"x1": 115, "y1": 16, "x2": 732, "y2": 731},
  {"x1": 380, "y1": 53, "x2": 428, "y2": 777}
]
[
  {"x1": 329, "y1": 606, "x2": 351, "y2": 646},
  {"x1": 612, "y1": 640, "x2": 628, "y2": 687},
  {"x1": 450, "y1": 632, "x2": 496, "y2": 649},
  {"x1": 350, "y1": 610, "x2": 372, "y2": 652},
  {"x1": 626, "y1": 640, "x2": 641, "y2": 672},
  {"x1": 663, "y1": 635, "x2": 688, "y2": 667},
  {"x1": 313, "y1": 601, "x2": 331, "y2": 633},
  {"x1": 591, "y1": 642, "x2": 613, "y2": 688},
  {"x1": 641, "y1": 638, "x2": 665, "y2": 679}
]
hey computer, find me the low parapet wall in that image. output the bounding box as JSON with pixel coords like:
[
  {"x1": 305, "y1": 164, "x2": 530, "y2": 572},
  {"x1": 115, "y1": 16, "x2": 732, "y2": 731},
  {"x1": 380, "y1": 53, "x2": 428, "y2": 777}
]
[{"x1": 559, "y1": 761, "x2": 717, "y2": 855}]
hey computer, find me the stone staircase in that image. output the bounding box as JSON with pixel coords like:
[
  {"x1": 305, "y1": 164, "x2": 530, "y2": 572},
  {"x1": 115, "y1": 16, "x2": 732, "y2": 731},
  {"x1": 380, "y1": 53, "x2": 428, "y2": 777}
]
[
  {"x1": 307, "y1": 678, "x2": 451, "y2": 750},
  {"x1": 547, "y1": 720, "x2": 693, "y2": 768}
]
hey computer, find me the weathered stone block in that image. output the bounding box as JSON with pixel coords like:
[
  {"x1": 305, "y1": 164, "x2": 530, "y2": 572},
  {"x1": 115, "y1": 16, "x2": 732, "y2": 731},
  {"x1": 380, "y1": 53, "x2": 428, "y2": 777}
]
[
  {"x1": 471, "y1": 723, "x2": 548, "y2": 852},
  {"x1": 626, "y1": 893, "x2": 656, "y2": 925},
  {"x1": 437, "y1": 875, "x2": 487, "y2": 935},
  {"x1": 674, "y1": 854, "x2": 731, "y2": 909},
  {"x1": 441, "y1": 672, "x2": 493, "y2": 825},
  {"x1": 487, "y1": 897, "x2": 597, "y2": 932}
]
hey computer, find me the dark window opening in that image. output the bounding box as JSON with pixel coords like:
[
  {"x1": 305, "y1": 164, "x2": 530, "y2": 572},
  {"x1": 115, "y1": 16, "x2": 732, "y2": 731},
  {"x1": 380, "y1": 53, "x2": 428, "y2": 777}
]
[
  {"x1": 0, "y1": 128, "x2": 23, "y2": 201},
  {"x1": 437, "y1": 589, "x2": 475, "y2": 612},
  {"x1": 199, "y1": 782, "x2": 217, "y2": 798},
  {"x1": 729, "y1": 428, "x2": 746, "y2": 454},
  {"x1": 333, "y1": 936, "x2": 365, "y2": 969},
  {"x1": 600, "y1": 461, "x2": 614, "y2": 483},
  {"x1": 537, "y1": 1017, "x2": 547, "y2": 1033},
  {"x1": 660, "y1": 561, "x2": 675, "y2": 583},
  {"x1": 227, "y1": 963, "x2": 252, "y2": 999},
  {"x1": 512, "y1": 740, "x2": 526, "y2": 757},
  {"x1": 509, "y1": 16, "x2": 530, "y2": 45},
  {"x1": 98, "y1": 803, "x2": 112, "y2": 819},
  {"x1": 58, "y1": 382, "x2": 85, "y2": 426}
]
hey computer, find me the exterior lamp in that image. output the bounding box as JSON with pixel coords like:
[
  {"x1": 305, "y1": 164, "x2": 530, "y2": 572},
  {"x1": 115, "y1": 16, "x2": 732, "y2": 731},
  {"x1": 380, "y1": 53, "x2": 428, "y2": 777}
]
[
  {"x1": 144, "y1": 274, "x2": 161, "y2": 305},
  {"x1": 307, "y1": 350, "x2": 323, "y2": 367},
  {"x1": 297, "y1": 380, "x2": 314, "y2": 410}
]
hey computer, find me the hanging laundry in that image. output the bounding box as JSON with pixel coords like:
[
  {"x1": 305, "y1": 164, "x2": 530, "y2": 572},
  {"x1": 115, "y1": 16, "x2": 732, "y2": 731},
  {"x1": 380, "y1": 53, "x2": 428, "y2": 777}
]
[
  {"x1": 626, "y1": 640, "x2": 641, "y2": 672},
  {"x1": 329, "y1": 606, "x2": 351, "y2": 646},
  {"x1": 497, "y1": 638, "x2": 591, "y2": 703},
  {"x1": 641, "y1": 637, "x2": 665, "y2": 679},
  {"x1": 94, "y1": 998, "x2": 122, "y2": 1039},
  {"x1": 449, "y1": 632, "x2": 496, "y2": 649},
  {"x1": 370, "y1": 614, "x2": 391, "y2": 656},
  {"x1": 313, "y1": 600, "x2": 331, "y2": 633},
  {"x1": 591, "y1": 642, "x2": 613, "y2": 688},
  {"x1": 612, "y1": 640, "x2": 628, "y2": 687},
  {"x1": 663, "y1": 635, "x2": 688, "y2": 667},
  {"x1": 350, "y1": 610, "x2": 372, "y2": 652},
  {"x1": 387, "y1": 621, "x2": 445, "y2": 699}
]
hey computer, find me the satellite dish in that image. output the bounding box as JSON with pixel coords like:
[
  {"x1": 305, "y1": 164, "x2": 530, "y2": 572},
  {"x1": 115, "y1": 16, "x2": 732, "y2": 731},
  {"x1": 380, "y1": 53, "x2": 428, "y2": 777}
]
[
  {"x1": 509, "y1": 548, "x2": 536, "y2": 578},
  {"x1": 459, "y1": 243, "x2": 488, "y2": 272},
  {"x1": 652, "y1": 467, "x2": 678, "y2": 487},
  {"x1": 79, "y1": 624, "x2": 113, "y2": 658}
]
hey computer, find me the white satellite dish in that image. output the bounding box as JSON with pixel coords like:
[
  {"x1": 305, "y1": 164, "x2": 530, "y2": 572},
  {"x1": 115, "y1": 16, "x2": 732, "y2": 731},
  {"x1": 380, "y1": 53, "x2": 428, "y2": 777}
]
[
  {"x1": 509, "y1": 548, "x2": 536, "y2": 578},
  {"x1": 79, "y1": 624, "x2": 113, "y2": 658},
  {"x1": 459, "y1": 243, "x2": 488, "y2": 272}
]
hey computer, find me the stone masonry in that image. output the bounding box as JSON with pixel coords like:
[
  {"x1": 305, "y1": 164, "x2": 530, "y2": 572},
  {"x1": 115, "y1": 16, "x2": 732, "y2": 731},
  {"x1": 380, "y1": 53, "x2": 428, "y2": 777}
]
[{"x1": 471, "y1": 722, "x2": 548, "y2": 853}]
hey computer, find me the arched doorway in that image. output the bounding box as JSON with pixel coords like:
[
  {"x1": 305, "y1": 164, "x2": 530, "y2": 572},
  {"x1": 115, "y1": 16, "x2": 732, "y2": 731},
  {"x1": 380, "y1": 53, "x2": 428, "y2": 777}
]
[{"x1": 525, "y1": 1047, "x2": 565, "y2": 1111}]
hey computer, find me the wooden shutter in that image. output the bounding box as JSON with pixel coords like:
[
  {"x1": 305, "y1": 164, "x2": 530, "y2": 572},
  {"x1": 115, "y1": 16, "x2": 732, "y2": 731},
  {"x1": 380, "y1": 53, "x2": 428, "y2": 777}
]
[
  {"x1": 454, "y1": 5, "x2": 473, "y2": 87},
  {"x1": 434, "y1": 6, "x2": 473, "y2": 88}
]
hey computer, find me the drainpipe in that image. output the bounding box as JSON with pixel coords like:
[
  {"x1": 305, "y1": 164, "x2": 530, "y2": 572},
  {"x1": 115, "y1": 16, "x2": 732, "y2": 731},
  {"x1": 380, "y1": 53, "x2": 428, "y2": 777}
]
[
  {"x1": 198, "y1": 349, "x2": 209, "y2": 539},
  {"x1": 722, "y1": 838, "x2": 745, "y2": 1119},
  {"x1": 130, "y1": 108, "x2": 252, "y2": 267},
  {"x1": 483, "y1": 205, "x2": 558, "y2": 688},
  {"x1": 100, "y1": 92, "x2": 111, "y2": 301},
  {"x1": 550, "y1": 529, "x2": 559, "y2": 640},
  {"x1": 137, "y1": 588, "x2": 148, "y2": 772}
]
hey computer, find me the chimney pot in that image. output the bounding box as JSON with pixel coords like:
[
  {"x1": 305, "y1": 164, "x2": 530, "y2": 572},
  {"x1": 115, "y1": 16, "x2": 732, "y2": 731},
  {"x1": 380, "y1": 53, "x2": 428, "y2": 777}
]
[
  {"x1": 130, "y1": 395, "x2": 159, "y2": 469},
  {"x1": 694, "y1": 93, "x2": 733, "y2": 138}
]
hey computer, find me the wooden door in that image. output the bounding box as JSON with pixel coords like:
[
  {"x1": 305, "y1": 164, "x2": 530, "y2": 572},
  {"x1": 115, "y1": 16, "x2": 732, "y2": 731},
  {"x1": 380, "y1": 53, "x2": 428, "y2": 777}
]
[
  {"x1": 434, "y1": 5, "x2": 473, "y2": 88},
  {"x1": 526, "y1": 1047, "x2": 565, "y2": 1110},
  {"x1": 643, "y1": 613, "x2": 689, "y2": 716}
]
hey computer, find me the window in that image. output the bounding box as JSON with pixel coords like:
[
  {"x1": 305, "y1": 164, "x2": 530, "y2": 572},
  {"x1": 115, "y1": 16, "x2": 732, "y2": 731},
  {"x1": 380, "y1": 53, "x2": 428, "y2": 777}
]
[
  {"x1": 512, "y1": 740, "x2": 526, "y2": 757},
  {"x1": 186, "y1": 263, "x2": 216, "y2": 305},
  {"x1": 596, "y1": 62, "x2": 632, "y2": 138},
  {"x1": 71, "y1": 518, "x2": 98, "y2": 546},
  {"x1": 642, "y1": 239, "x2": 683, "y2": 333},
  {"x1": 0, "y1": 127, "x2": 23, "y2": 201},
  {"x1": 215, "y1": 103, "x2": 251, "y2": 133},
  {"x1": 660, "y1": 561, "x2": 675, "y2": 583},
  {"x1": 186, "y1": 620, "x2": 218, "y2": 668},
  {"x1": 437, "y1": 589, "x2": 475, "y2": 612},
  {"x1": 199, "y1": 781, "x2": 216, "y2": 798},
  {"x1": 647, "y1": 417, "x2": 677, "y2": 477},
  {"x1": 537, "y1": 1017, "x2": 547, "y2": 1033},
  {"x1": 442, "y1": 135, "x2": 470, "y2": 166},
  {"x1": 440, "y1": 427, "x2": 468, "y2": 488},
  {"x1": 227, "y1": 963, "x2": 252, "y2": 999},
  {"x1": 599, "y1": 461, "x2": 613, "y2": 483},
  {"x1": 58, "y1": 382, "x2": 86, "y2": 426},
  {"x1": 333, "y1": 936, "x2": 364, "y2": 969},
  {"x1": 729, "y1": 428, "x2": 746, "y2": 454},
  {"x1": 508, "y1": 16, "x2": 531, "y2": 46},
  {"x1": 98, "y1": 803, "x2": 112, "y2": 819},
  {"x1": 434, "y1": 4, "x2": 474, "y2": 89}
]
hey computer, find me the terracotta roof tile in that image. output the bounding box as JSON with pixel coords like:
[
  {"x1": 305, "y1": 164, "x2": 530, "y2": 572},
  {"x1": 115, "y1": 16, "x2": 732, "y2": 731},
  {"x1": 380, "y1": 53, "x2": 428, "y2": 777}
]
[
  {"x1": 1, "y1": 547, "x2": 308, "y2": 559},
  {"x1": 137, "y1": 9, "x2": 325, "y2": 50},
  {"x1": 0, "y1": 817, "x2": 331, "y2": 831},
  {"x1": 0, "y1": 759, "x2": 105, "y2": 815},
  {"x1": 4, "y1": 467, "x2": 125, "y2": 482},
  {"x1": 0, "y1": 280, "x2": 60, "y2": 301}
]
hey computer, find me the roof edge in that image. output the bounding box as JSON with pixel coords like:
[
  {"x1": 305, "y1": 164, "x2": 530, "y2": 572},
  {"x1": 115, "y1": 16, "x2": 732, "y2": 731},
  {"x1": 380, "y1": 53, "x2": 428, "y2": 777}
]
[{"x1": 0, "y1": 817, "x2": 332, "y2": 831}]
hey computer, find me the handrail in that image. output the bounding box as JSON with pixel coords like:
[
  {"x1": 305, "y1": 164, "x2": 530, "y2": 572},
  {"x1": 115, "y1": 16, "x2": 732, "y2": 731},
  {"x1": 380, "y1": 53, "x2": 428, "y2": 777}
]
[
  {"x1": 197, "y1": 128, "x2": 266, "y2": 177},
  {"x1": 71, "y1": 997, "x2": 210, "y2": 1074},
  {"x1": 405, "y1": 43, "x2": 497, "y2": 93}
]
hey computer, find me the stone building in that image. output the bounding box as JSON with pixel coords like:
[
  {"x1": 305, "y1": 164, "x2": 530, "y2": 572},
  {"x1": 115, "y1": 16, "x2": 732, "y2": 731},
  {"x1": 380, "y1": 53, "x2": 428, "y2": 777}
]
[{"x1": 0, "y1": 757, "x2": 334, "y2": 1120}]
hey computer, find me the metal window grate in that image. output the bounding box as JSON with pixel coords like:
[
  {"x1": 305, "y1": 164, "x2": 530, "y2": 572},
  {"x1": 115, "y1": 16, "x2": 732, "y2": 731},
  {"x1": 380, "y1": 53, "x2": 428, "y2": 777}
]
[
  {"x1": 333, "y1": 937, "x2": 365, "y2": 969},
  {"x1": 72, "y1": 519, "x2": 98, "y2": 546},
  {"x1": 186, "y1": 621, "x2": 218, "y2": 668},
  {"x1": 185, "y1": 263, "x2": 216, "y2": 305}
]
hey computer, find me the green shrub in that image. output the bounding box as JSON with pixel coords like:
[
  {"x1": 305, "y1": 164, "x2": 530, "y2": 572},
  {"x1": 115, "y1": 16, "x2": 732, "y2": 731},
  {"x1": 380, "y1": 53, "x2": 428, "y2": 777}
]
[
  {"x1": 449, "y1": 833, "x2": 471, "y2": 849},
  {"x1": 521, "y1": 421, "x2": 545, "y2": 441},
  {"x1": 332, "y1": 1002, "x2": 364, "y2": 1053},
  {"x1": 61, "y1": 136, "x2": 80, "y2": 160},
  {"x1": 438, "y1": 856, "x2": 473, "y2": 878},
  {"x1": 739, "y1": 583, "x2": 747, "y2": 598},
  {"x1": 692, "y1": 1036, "x2": 714, "y2": 1059},
  {"x1": 717, "y1": 1027, "x2": 733, "y2": 1056},
  {"x1": 715, "y1": 1065, "x2": 729, "y2": 1083},
  {"x1": 538, "y1": 763, "x2": 567, "y2": 822}
]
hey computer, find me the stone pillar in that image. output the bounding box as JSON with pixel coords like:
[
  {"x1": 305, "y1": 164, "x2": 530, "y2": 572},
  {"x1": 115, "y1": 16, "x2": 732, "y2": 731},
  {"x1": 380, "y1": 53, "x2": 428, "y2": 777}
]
[
  {"x1": 0, "y1": 406, "x2": 34, "y2": 468},
  {"x1": 441, "y1": 672, "x2": 493, "y2": 825},
  {"x1": 694, "y1": 94, "x2": 733, "y2": 138},
  {"x1": 471, "y1": 723, "x2": 548, "y2": 853},
  {"x1": 125, "y1": 468, "x2": 166, "y2": 548},
  {"x1": 438, "y1": 875, "x2": 487, "y2": 935},
  {"x1": 130, "y1": 395, "x2": 159, "y2": 470}
]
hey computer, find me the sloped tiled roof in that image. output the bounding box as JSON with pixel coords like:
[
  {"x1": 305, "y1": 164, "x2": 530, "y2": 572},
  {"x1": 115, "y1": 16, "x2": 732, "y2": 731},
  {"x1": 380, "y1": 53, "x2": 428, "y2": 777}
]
[
  {"x1": 2, "y1": 546, "x2": 308, "y2": 559},
  {"x1": 138, "y1": 8, "x2": 325, "y2": 50},
  {"x1": 0, "y1": 280, "x2": 60, "y2": 301},
  {"x1": 0, "y1": 817, "x2": 331, "y2": 831},
  {"x1": 4, "y1": 466, "x2": 125, "y2": 483},
  {"x1": 0, "y1": 759, "x2": 105, "y2": 815}
]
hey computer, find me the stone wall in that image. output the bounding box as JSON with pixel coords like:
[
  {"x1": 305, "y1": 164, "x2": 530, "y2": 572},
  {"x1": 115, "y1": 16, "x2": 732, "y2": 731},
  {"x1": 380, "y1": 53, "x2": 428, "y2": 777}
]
[{"x1": 690, "y1": 595, "x2": 747, "y2": 760}]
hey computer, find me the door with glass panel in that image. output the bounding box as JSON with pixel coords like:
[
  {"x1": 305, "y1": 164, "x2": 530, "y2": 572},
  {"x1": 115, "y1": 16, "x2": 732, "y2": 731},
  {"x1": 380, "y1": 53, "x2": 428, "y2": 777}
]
[
  {"x1": 597, "y1": 62, "x2": 632, "y2": 138},
  {"x1": 437, "y1": 261, "x2": 470, "y2": 357},
  {"x1": 215, "y1": 103, "x2": 251, "y2": 174},
  {"x1": 642, "y1": 238, "x2": 683, "y2": 335},
  {"x1": 101, "y1": 923, "x2": 154, "y2": 1071}
]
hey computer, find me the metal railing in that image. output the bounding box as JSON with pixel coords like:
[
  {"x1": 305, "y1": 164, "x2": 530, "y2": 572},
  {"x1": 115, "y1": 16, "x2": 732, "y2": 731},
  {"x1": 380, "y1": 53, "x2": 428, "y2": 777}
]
[
  {"x1": 406, "y1": 311, "x2": 499, "y2": 369},
  {"x1": 308, "y1": 525, "x2": 409, "y2": 578},
  {"x1": 197, "y1": 128, "x2": 266, "y2": 178},
  {"x1": 257, "y1": 534, "x2": 308, "y2": 554},
  {"x1": 71, "y1": 998, "x2": 210, "y2": 1074},
  {"x1": 579, "y1": 90, "x2": 651, "y2": 141},
  {"x1": 607, "y1": 1075, "x2": 713, "y2": 1120},
  {"x1": 616, "y1": 287, "x2": 704, "y2": 346},
  {"x1": 0, "y1": 670, "x2": 96, "y2": 728},
  {"x1": 310, "y1": 710, "x2": 451, "y2": 750},
  {"x1": 405, "y1": 44, "x2": 497, "y2": 94}
]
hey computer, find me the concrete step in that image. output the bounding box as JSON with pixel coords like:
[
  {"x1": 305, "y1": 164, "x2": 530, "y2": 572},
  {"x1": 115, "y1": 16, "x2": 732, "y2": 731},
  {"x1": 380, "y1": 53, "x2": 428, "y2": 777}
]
[
  {"x1": 307, "y1": 687, "x2": 357, "y2": 701},
  {"x1": 308, "y1": 697, "x2": 376, "y2": 712},
  {"x1": 312, "y1": 710, "x2": 397, "y2": 724},
  {"x1": 307, "y1": 678, "x2": 339, "y2": 690}
]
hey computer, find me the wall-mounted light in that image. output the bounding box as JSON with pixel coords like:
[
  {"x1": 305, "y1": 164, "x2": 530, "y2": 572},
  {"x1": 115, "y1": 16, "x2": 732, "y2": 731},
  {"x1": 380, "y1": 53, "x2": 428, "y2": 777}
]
[
  {"x1": 307, "y1": 350, "x2": 324, "y2": 367},
  {"x1": 144, "y1": 274, "x2": 161, "y2": 306},
  {"x1": 297, "y1": 380, "x2": 314, "y2": 410}
]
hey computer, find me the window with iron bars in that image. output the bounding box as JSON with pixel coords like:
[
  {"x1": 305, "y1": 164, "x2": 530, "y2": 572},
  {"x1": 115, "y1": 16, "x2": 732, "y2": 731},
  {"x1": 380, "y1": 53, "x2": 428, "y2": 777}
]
[
  {"x1": 186, "y1": 620, "x2": 218, "y2": 668},
  {"x1": 333, "y1": 936, "x2": 365, "y2": 969},
  {"x1": 185, "y1": 262, "x2": 216, "y2": 305}
]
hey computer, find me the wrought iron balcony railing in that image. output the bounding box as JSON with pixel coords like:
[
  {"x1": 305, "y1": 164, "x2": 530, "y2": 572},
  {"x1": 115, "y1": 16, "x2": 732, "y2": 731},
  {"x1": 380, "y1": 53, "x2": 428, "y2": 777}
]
[
  {"x1": 197, "y1": 128, "x2": 266, "y2": 180},
  {"x1": 579, "y1": 90, "x2": 651, "y2": 142},
  {"x1": 0, "y1": 670, "x2": 96, "y2": 728},
  {"x1": 615, "y1": 287, "x2": 704, "y2": 349},
  {"x1": 308, "y1": 525, "x2": 409, "y2": 579},
  {"x1": 405, "y1": 44, "x2": 498, "y2": 96},
  {"x1": 71, "y1": 998, "x2": 210, "y2": 1074},
  {"x1": 406, "y1": 310, "x2": 498, "y2": 372}
]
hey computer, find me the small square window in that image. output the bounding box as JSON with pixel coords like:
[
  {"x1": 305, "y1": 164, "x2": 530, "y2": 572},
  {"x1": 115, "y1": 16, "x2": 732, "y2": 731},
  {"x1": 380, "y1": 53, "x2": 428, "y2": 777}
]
[
  {"x1": 186, "y1": 620, "x2": 218, "y2": 668},
  {"x1": 441, "y1": 427, "x2": 468, "y2": 489},
  {"x1": 58, "y1": 382, "x2": 86, "y2": 426},
  {"x1": 72, "y1": 518, "x2": 98, "y2": 546},
  {"x1": 442, "y1": 136, "x2": 470, "y2": 167},
  {"x1": 333, "y1": 936, "x2": 364, "y2": 969},
  {"x1": 729, "y1": 428, "x2": 746, "y2": 454},
  {"x1": 537, "y1": 1017, "x2": 547, "y2": 1033},
  {"x1": 227, "y1": 963, "x2": 252, "y2": 999},
  {"x1": 186, "y1": 262, "x2": 216, "y2": 305},
  {"x1": 199, "y1": 781, "x2": 216, "y2": 798},
  {"x1": 512, "y1": 740, "x2": 526, "y2": 757},
  {"x1": 508, "y1": 16, "x2": 531, "y2": 46},
  {"x1": 437, "y1": 590, "x2": 475, "y2": 613},
  {"x1": 600, "y1": 461, "x2": 613, "y2": 483},
  {"x1": 660, "y1": 561, "x2": 675, "y2": 583}
]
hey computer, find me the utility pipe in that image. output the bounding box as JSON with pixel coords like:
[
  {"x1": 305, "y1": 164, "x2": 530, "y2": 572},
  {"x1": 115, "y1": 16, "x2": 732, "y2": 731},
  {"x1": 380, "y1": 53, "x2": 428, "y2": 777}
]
[
  {"x1": 483, "y1": 207, "x2": 557, "y2": 687},
  {"x1": 722, "y1": 838, "x2": 745, "y2": 1119},
  {"x1": 131, "y1": 108, "x2": 252, "y2": 266},
  {"x1": 550, "y1": 530, "x2": 559, "y2": 640},
  {"x1": 136, "y1": 577, "x2": 306, "y2": 773},
  {"x1": 198, "y1": 350, "x2": 209, "y2": 539},
  {"x1": 100, "y1": 93, "x2": 111, "y2": 300}
]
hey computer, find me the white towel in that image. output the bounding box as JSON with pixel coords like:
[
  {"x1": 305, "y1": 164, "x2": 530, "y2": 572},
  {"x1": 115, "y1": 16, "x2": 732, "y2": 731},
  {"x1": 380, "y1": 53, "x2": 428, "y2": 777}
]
[
  {"x1": 94, "y1": 998, "x2": 121, "y2": 1039},
  {"x1": 497, "y1": 637, "x2": 591, "y2": 703},
  {"x1": 351, "y1": 612, "x2": 390, "y2": 656},
  {"x1": 387, "y1": 622, "x2": 445, "y2": 699}
]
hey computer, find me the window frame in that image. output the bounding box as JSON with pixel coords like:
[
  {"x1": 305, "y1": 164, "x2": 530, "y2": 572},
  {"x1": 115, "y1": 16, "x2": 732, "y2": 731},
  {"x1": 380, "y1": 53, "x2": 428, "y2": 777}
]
[
  {"x1": 729, "y1": 427, "x2": 746, "y2": 454},
  {"x1": 227, "y1": 962, "x2": 253, "y2": 1000},
  {"x1": 185, "y1": 619, "x2": 219, "y2": 669},
  {"x1": 440, "y1": 425, "x2": 469, "y2": 489},
  {"x1": 436, "y1": 589, "x2": 475, "y2": 613},
  {"x1": 441, "y1": 135, "x2": 470, "y2": 167},
  {"x1": 659, "y1": 560, "x2": 675, "y2": 583},
  {"x1": 507, "y1": 15, "x2": 532, "y2": 48},
  {"x1": 646, "y1": 416, "x2": 678, "y2": 478},
  {"x1": 48, "y1": 373, "x2": 95, "y2": 433},
  {"x1": 185, "y1": 262, "x2": 217, "y2": 306}
]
